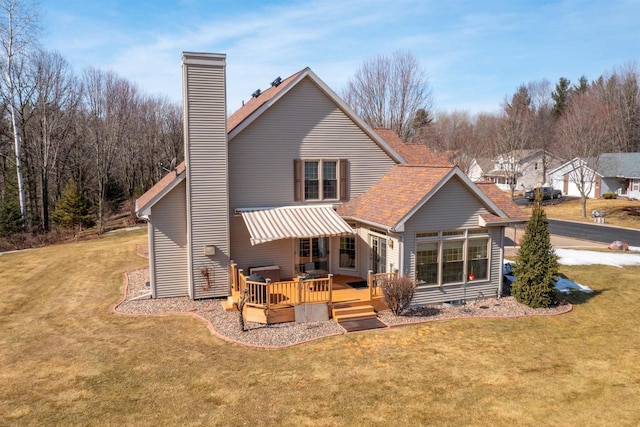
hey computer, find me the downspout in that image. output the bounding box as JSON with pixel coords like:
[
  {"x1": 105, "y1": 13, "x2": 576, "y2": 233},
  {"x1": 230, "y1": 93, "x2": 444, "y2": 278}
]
[
  {"x1": 398, "y1": 235, "x2": 404, "y2": 277},
  {"x1": 498, "y1": 227, "x2": 504, "y2": 299},
  {"x1": 145, "y1": 216, "x2": 157, "y2": 299}
]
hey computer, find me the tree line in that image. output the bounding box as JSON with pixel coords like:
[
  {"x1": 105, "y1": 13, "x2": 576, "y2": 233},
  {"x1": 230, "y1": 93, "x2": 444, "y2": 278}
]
[
  {"x1": 0, "y1": 0, "x2": 183, "y2": 239},
  {"x1": 1, "y1": 0, "x2": 637, "y2": 243},
  {"x1": 343, "y1": 52, "x2": 640, "y2": 201}
]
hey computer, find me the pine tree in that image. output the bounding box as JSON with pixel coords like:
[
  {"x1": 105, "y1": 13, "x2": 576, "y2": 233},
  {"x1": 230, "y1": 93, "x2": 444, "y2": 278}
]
[
  {"x1": 51, "y1": 181, "x2": 94, "y2": 233},
  {"x1": 552, "y1": 77, "x2": 571, "y2": 117},
  {"x1": 0, "y1": 166, "x2": 23, "y2": 237},
  {"x1": 512, "y1": 195, "x2": 558, "y2": 308},
  {"x1": 0, "y1": 193, "x2": 22, "y2": 237}
]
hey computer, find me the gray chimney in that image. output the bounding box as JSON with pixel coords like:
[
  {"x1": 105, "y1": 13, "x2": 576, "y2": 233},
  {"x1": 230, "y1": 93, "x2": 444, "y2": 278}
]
[{"x1": 182, "y1": 52, "x2": 230, "y2": 299}]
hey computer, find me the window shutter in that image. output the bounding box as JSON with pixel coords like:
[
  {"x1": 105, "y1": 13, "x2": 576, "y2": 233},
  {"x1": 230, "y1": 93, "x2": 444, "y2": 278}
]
[
  {"x1": 339, "y1": 159, "x2": 349, "y2": 201},
  {"x1": 294, "y1": 159, "x2": 303, "y2": 201}
]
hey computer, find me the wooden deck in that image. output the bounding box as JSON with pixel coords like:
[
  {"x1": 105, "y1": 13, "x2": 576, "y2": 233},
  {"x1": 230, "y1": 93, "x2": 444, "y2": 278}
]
[{"x1": 228, "y1": 265, "x2": 391, "y2": 324}]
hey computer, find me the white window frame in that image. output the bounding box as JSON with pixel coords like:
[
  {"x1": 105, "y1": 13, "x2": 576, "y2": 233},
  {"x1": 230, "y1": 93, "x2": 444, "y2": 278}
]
[{"x1": 415, "y1": 229, "x2": 491, "y2": 289}]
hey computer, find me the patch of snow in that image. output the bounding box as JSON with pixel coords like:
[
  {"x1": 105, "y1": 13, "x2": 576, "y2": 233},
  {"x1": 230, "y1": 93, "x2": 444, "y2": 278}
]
[
  {"x1": 555, "y1": 248, "x2": 640, "y2": 268},
  {"x1": 106, "y1": 226, "x2": 144, "y2": 234},
  {"x1": 0, "y1": 248, "x2": 34, "y2": 256},
  {"x1": 555, "y1": 277, "x2": 593, "y2": 294},
  {"x1": 502, "y1": 262, "x2": 593, "y2": 294}
]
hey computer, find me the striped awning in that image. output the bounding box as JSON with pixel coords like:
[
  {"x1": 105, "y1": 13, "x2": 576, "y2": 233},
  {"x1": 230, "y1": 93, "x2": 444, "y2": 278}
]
[{"x1": 240, "y1": 205, "x2": 354, "y2": 246}]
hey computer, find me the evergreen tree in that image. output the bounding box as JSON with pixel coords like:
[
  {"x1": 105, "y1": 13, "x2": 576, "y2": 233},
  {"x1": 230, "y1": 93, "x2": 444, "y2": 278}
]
[
  {"x1": 512, "y1": 195, "x2": 558, "y2": 308},
  {"x1": 0, "y1": 166, "x2": 23, "y2": 237},
  {"x1": 573, "y1": 75, "x2": 590, "y2": 95},
  {"x1": 552, "y1": 77, "x2": 572, "y2": 117},
  {"x1": 0, "y1": 193, "x2": 23, "y2": 237},
  {"x1": 51, "y1": 181, "x2": 94, "y2": 233}
]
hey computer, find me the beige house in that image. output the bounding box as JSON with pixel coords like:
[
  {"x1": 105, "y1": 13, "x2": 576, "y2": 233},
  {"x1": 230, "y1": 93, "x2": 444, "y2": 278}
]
[{"x1": 136, "y1": 52, "x2": 526, "y2": 322}]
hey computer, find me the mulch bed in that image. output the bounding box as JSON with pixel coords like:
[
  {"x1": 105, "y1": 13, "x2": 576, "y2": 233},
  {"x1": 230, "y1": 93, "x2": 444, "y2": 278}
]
[{"x1": 114, "y1": 269, "x2": 572, "y2": 349}]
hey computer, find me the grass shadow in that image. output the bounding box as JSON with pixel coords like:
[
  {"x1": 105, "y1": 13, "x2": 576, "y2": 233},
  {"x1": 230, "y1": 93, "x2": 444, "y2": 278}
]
[
  {"x1": 560, "y1": 288, "x2": 605, "y2": 305},
  {"x1": 556, "y1": 272, "x2": 604, "y2": 305}
]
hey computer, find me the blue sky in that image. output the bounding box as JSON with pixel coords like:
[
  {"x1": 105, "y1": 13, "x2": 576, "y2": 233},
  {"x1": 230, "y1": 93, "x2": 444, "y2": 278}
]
[{"x1": 40, "y1": 0, "x2": 639, "y2": 115}]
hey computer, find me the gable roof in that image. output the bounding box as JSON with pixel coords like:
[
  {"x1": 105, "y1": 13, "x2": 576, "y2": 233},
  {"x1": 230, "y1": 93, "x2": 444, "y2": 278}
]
[
  {"x1": 549, "y1": 153, "x2": 640, "y2": 179},
  {"x1": 135, "y1": 162, "x2": 186, "y2": 217},
  {"x1": 337, "y1": 165, "x2": 521, "y2": 232},
  {"x1": 375, "y1": 128, "x2": 452, "y2": 166},
  {"x1": 227, "y1": 69, "x2": 404, "y2": 163},
  {"x1": 226, "y1": 70, "x2": 304, "y2": 134},
  {"x1": 137, "y1": 66, "x2": 407, "y2": 216},
  {"x1": 475, "y1": 182, "x2": 529, "y2": 223},
  {"x1": 597, "y1": 153, "x2": 640, "y2": 178}
]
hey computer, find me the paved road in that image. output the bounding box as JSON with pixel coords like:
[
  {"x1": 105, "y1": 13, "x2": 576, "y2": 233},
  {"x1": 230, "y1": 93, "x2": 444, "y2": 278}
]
[{"x1": 548, "y1": 219, "x2": 640, "y2": 246}]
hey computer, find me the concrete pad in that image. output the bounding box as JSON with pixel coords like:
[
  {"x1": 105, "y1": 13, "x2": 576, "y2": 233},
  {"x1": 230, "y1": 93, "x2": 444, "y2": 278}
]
[{"x1": 295, "y1": 303, "x2": 329, "y2": 323}]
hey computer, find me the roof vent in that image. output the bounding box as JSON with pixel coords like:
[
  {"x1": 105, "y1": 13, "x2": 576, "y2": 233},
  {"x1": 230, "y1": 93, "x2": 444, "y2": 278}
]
[
  {"x1": 251, "y1": 89, "x2": 261, "y2": 98},
  {"x1": 271, "y1": 76, "x2": 282, "y2": 87}
]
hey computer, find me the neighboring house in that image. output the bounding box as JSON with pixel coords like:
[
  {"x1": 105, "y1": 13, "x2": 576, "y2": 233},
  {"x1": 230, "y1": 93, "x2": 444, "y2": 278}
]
[
  {"x1": 549, "y1": 153, "x2": 640, "y2": 199},
  {"x1": 466, "y1": 157, "x2": 494, "y2": 182},
  {"x1": 135, "y1": 52, "x2": 527, "y2": 319},
  {"x1": 481, "y1": 150, "x2": 563, "y2": 193}
]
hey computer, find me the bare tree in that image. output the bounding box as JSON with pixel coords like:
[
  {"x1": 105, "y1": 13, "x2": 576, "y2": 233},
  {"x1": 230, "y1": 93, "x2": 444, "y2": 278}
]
[
  {"x1": 0, "y1": 0, "x2": 39, "y2": 230},
  {"x1": 343, "y1": 50, "x2": 433, "y2": 141},
  {"x1": 556, "y1": 92, "x2": 613, "y2": 217},
  {"x1": 494, "y1": 85, "x2": 534, "y2": 199},
  {"x1": 592, "y1": 63, "x2": 640, "y2": 153},
  {"x1": 527, "y1": 79, "x2": 557, "y2": 181},
  {"x1": 82, "y1": 68, "x2": 120, "y2": 233},
  {"x1": 30, "y1": 50, "x2": 81, "y2": 231}
]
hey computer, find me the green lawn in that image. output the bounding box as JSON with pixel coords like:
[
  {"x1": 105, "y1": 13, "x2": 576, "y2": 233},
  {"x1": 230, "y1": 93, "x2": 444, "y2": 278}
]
[{"x1": 1, "y1": 229, "x2": 639, "y2": 426}]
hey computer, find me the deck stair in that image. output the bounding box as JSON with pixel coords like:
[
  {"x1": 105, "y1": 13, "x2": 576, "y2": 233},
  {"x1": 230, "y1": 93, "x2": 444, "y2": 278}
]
[
  {"x1": 332, "y1": 304, "x2": 377, "y2": 323},
  {"x1": 221, "y1": 296, "x2": 237, "y2": 312}
]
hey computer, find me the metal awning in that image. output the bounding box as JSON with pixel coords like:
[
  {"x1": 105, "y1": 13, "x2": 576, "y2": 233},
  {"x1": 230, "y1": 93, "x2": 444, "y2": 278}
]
[{"x1": 240, "y1": 205, "x2": 354, "y2": 245}]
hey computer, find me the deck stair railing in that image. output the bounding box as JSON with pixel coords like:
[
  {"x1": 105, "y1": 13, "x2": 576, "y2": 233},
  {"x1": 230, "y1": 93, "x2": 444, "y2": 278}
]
[{"x1": 367, "y1": 270, "x2": 398, "y2": 300}]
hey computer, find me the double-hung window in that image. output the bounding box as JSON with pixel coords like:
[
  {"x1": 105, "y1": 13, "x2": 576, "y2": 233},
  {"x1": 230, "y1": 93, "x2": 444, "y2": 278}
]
[{"x1": 294, "y1": 159, "x2": 348, "y2": 201}]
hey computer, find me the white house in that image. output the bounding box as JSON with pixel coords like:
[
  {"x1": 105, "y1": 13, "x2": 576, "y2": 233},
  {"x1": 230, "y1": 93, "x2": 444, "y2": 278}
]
[{"x1": 481, "y1": 150, "x2": 563, "y2": 192}]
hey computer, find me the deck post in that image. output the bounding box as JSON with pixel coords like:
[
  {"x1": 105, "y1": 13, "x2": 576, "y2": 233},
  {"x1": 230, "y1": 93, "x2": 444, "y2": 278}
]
[
  {"x1": 265, "y1": 278, "x2": 271, "y2": 309},
  {"x1": 328, "y1": 274, "x2": 333, "y2": 304},
  {"x1": 368, "y1": 270, "x2": 374, "y2": 301},
  {"x1": 297, "y1": 276, "x2": 303, "y2": 305},
  {"x1": 229, "y1": 261, "x2": 237, "y2": 292},
  {"x1": 238, "y1": 269, "x2": 244, "y2": 293}
]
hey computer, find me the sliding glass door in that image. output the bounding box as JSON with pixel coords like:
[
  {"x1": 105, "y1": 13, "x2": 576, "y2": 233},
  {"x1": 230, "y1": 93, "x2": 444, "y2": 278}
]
[{"x1": 295, "y1": 237, "x2": 328, "y2": 274}]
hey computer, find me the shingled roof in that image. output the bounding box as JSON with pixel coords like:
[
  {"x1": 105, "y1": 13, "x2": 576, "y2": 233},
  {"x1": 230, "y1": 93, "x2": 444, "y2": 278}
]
[
  {"x1": 337, "y1": 165, "x2": 452, "y2": 230},
  {"x1": 135, "y1": 162, "x2": 186, "y2": 216},
  {"x1": 136, "y1": 67, "x2": 409, "y2": 215},
  {"x1": 227, "y1": 70, "x2": 304, "y2": 133},
  {"x1": 375, "y1": 128, "x2": 451, "y2": 166},
  {"x1": 338, "y1": 165, "x2": 527, "y2": 231}
]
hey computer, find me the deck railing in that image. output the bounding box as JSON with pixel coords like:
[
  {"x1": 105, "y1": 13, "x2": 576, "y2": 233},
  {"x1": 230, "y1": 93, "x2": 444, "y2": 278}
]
[
  {"x1": 234, "y1": 267, "x2": 333, "y2": 309},
  {"x1": 368, "y1": 270, "x2": 398, "y2": 300}
]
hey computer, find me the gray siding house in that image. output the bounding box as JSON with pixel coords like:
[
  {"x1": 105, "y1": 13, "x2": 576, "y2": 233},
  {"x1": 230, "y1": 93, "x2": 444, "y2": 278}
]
[
  {"x1": 136, "y1": 52, "x2": 526, "y2": 312},
  {"x1": 549, "y1": 153, "x2": 640, "y2": 199}
]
